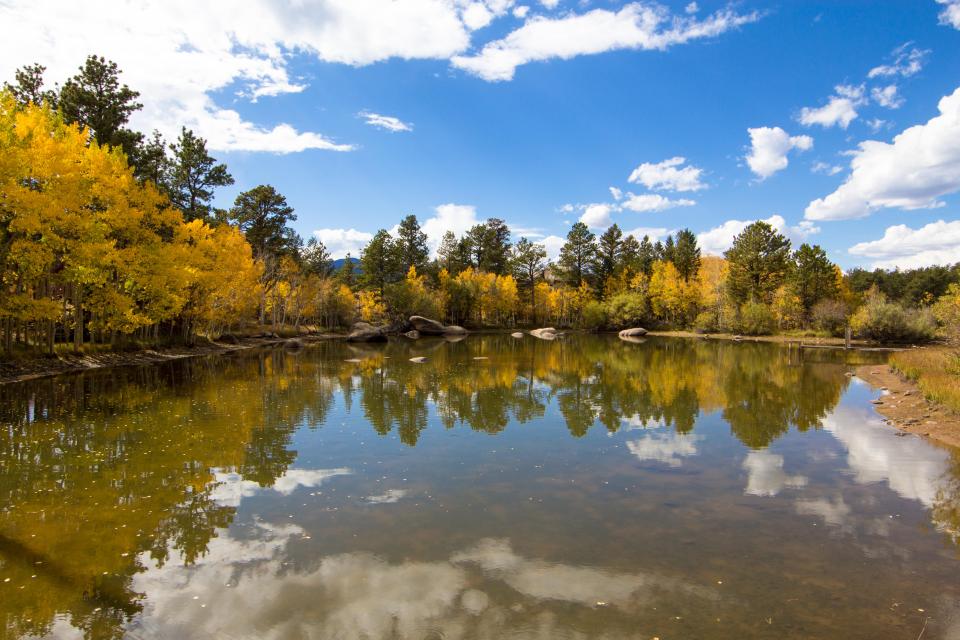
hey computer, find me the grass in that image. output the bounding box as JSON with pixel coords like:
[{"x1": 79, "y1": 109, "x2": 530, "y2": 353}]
[{"x1": 891, "y1": 346, "x2": 960, "y2": 414}]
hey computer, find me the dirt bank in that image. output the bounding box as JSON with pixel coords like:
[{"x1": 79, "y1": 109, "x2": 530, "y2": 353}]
[
  {"x1": 856, "y1": 363, "x2": 960, "y2": 449},
  {"x1": 0, "y1": 335, "x2": 342, "y2": 386}
]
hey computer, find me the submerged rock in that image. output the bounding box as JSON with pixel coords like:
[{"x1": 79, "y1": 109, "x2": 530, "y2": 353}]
[{"x1": 511, "y1": 332, "x2": 524, "y2": 338}]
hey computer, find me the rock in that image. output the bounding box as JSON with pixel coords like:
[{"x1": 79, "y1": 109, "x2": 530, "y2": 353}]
[
  {"x1": 344, "y1": 358, "x2": 362, "y2": 363},
  {"x1": 511, "y1": 332, "x2": 524, "y2": 338},
  {"x1": 529, "y1": 327, "x2": 558, "y2": 340},
  {"x1": 352, "y1": 321, "x2": 375, "y2": 332},
  {"x1": 404, "y1": 330, "x2": 420, "y2": 339},
  {"x1": 347, "y1": 326, "x2": 387, "y2": 342},
  {"x1": 473, "y1": 356, "x2": 488, "y2": 360},
  {"x1": 871, "y1": 399, "x2": 883, "y2": 405},
  {"x1": 218, "y1": 333, "x2": 240, "y2": 345},
  {"x1": 732, "y1": 335, "x2": 743, "y2": 342},
  {"x1": 409, "y1": 316, "x2": 469, "y2": 336},
  {"x1": 284, "y1": 338, "x2": 305, "y2": 349},
  {"x1": 618, "y1": 327, "x2": 647, "y2": 338},
  {"x1": 844, "y1": 372, "x2": 854, "y2": 377},
  {"x1": 444, "y1": 334, "x2": 467, "y2": 343},
  {"x1": 409, "y1": 356, "x2": 427, "y2": 363},
  {"x1": 619, "y1": 336, "x2": 647, "y2": 344}
]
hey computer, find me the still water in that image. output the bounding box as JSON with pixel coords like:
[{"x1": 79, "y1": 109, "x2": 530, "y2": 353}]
[{"x1": 1, "y1": 335, "x2": 959, "y2": 639}]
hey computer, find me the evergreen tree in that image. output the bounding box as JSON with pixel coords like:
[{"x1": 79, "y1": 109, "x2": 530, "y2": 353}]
[
  {"x1": 661, "y1": 235, "x2": 676, "y2": 264},
  {"x1": 58, "y1": 55, "x2": 143, "y2": 159},
  {"x1": 394, "y1": 214, "x2": 429, "y2": 273},
  {"x1": 672, "y1": 228, "x2": 701, "y2": 282},
  {"x1": 302, "y1": 237, "x2": 334, "y2": 277},
  {"x1": 133, "y1": 130, "x2": 170, "y2": 189},
  {"x1": 594, "y1": 224, "x2": 623, "y2": 296},
  {"x1": 466, "y1": 218, "x2": 512, "y2": 274},
  {"x1": 359, "y1": 230, "x2": 400, "y2": 299},
  {"x1": 620, "y1": 234, "x2": 640, "y2": 273},
  {"x1": 512, "y1": 238, "x2": 547, "y2": 311},
  {"x1": 337, "y1": 253, "x2": 357, "y2": 288},
  {"x1": 557, "y1": 222, "x2": 596, "y2": 287},
  {"x1": 4, "y1": 63, "x2": 57, "y2": 107},
  {"x1": 228, "y1": 185, "x2": 298, "y2": 260},
  {"x1": 437, "y1": 231, "x2": 460, "y2": 273},
  {"x1": 724, "y1": 221, "x2": 792, "y2": 304},
  {"x1": 792, "y1": 243, "x2": 838, "y2": 314},
  {"x1": 637, "y1": 235, "x2": 657, "y2": 277},
  {"x1": 168, "y1": 128, "x2": 234, "y2": 223}
]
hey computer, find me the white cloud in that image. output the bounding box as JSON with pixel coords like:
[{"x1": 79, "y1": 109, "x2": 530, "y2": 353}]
[
  {"x1": 697, "y1": 214, "x2": 786, "y2": 255},
  {"x1": 746, "y1": 127, "x2": 813, "y2": 179},
  {"x1": 513, "y1": 5, "x2": 530, "y2": 19},
  {"x1": 620, "y1": 193, "x2": 696, "y2": 212},
  {"x1": 742, "y1": 450, "x2": 807, "y2": 497},
  {"x1": 539, "y1": 234, "x2": 566, "y2": 260},
  {"x1": 795, "y1": 496, "x2": 852, "y2": 530},
  {"x1": 625, "y1": 432, "x2": 701, "y2": 467},
  {"x1": 450, "y1": 3, "x2": 759, "y2": 81},
  {"x1": 805, "y1": 86, "x2": 960, "y2": 220},
  {"x1": 848, "y1": 220, "x2": 960, "y2": 268},
  {"x1": 685, "y1": 2, "x2": 699, "y2": 14},
  {"x1": 791, "y1": 219, "x2": 821, "y2": 240},
  {"x1": 210, "y1": 468, "x2": 351, "y2": 507},
  {"x1": 871, "y1": 85, "x2": 903, "y2": 109},
  {"x1": 313, "y1": 228, "x2": 374, "y2": 259},
  {"x1": 539, "y1": 0, "x2": 560, "y2": 8},
  {"x1": 359, "y1": 111, "x2": 414, "y2": 132},
  {"x1": 609, "y1": 186, "x2": 623, "y2": 201},
  {"x1": 0, "y1": 1, "x2": 497, "y2": 153},
  {"x1": 461, "y1": 2, "x2": 496, "y2": 30},
  {"x1": 939, "y1": 0, "x2": 960, "y2": 28},
  {"x1": 625, "y1": 226, "x2": 669, "y2": 241},
  {"x1": 867, "y1": 118, "x2": 889, "y2": 132},
  {"x1": 579, "y1": 203, "x2": 614, "y2": 228},
  {"x1": 421, "y1": 203, "x2": 483, "y2": 255},
  {"x1": 812, "y1": 161, "x2": 843, "y2": 176},
  {"x1": 799, "y1": 84, "x2": 865, "y2": 129},
  {"x1": 627, "y1": 156, "x2": 707, "y2": 192},
  {"x1": 868, "y1": 44, "x2": 928, "y2": 77}
]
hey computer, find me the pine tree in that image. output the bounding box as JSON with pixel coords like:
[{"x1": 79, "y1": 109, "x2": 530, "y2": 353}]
[
  {"x1": 637, "y1": 235, "x2": 657, "y2": 276},
  {"x1": 394, "y1": 214, "x2": 429, "y2": 273},
  {"x1": 4, "y1": 63, "x2": 57, "y2": 107},
  {"x1": 724, "y1": 221, "x2": 792, "y2": 304},
  {"x1": 671, "y1": 228, "x2": 701, "y2": 282},
  {"x1": 557, "y1": 222, "x2": 596, "y2": 287},
  {"x1": 228, "y1": 185, "x2": 298, "y2": 260},
  {"x1": 512, "y1": 238, "x2": 547, "y2": 313},
  {"x1": 792, "y1": 243, "x2": 839, "y2": 314},
  {"x1": 302, "y1": 237, "x2": 333, "y2": 277},
  {"x1": 168, "y1": 128, "x2": 234, "y2": 223},
  {"x1": 594, "y1": 224, "x2": 623, "y2": 297},
  {"x1": 359, "y1": 230, "x2": 400, "y2": 299}
]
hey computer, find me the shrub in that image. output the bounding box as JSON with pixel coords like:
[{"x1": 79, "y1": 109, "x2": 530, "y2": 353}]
[
  {"x1": 934, "y1": 282, "x2": 960, "y2": 344},
  {"x1": 850, "y1": 289, "x2": 937, "y2": 342},
  {"x1": 891, "y1": 348, "x2": 960, "y2": 413},
  {"x1": 604, "y1": 291, "x2": 648, "y2": 329},
  {"x1": 579, "y1": 300, "x2": 607, "y2": 331},
  {"x1": 810, "y1": 299, "x2": 849, "y2": 337},
  {"x1": 693, "y1": 310, "x2": 717, "y2": 333},
  {"x1": 737, "y1": 301, "x2": 775, "y2": 335}
]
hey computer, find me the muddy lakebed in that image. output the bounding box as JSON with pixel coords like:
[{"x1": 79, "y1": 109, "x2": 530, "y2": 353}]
[{"x1": 1, "y1": 335, "x2": 959, "y2": 639}]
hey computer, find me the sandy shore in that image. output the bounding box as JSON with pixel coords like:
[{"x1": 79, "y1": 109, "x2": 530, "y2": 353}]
[
  {"x1": 0, "y1": 335, "x2": 341, "y2": 385},
  {"x1": 856, "y1": 363, "x2": 960, "y2": 449}
]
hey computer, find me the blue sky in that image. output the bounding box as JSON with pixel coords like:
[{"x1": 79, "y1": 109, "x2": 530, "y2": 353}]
[{"x1": 3, "y1": 0, "x2": 960, "y2": 268}]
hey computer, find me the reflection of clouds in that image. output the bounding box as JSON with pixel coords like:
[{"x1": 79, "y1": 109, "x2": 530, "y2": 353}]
[
  {"x1": 823, "y1": 405, "x2": 949, "y2": 507},
  {"x1": 122, "y1": 531, "x2": 712, "y2": 639},
  {"x1": 742, "y1": 449, "x2": 807, "y2": 496},
  {"x1": 619, "y1": 414, "x2": 666, "y2": 431},
  {"x1": 626, "y1": 432, "x2": 700, "y2": 467},
  {"x1": 796, "y1": 496, "x2": 853, "y2": 531},
  {"x1": 365, "y1": 489, "x2": 407, "y2": 504},
  {"x1": 210, "y1": 468, "x2": 352, "y2": 507}
]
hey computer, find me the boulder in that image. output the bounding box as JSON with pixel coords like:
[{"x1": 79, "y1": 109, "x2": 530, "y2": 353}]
[
  {"x1": 409, "y1": 316, "x2": 469, "y2": 336},
  {"x1": 409, "y1": 356, "x2": 427, "y2": 363},
  {"x1": 404, "y1": 330, "x2": 421, "y2": 339},
  {"x1": 619, "y1": 335, "x2": 646, "y2": 345},
  {"x1": 218, "y1": 333, "x2": 240, "y2": 345},
  {"x1": 352, "y1": 321, "x2": 375, "y2": 332},
  {"x1": 511, "y1": 332, "x2": 524, "y2": 338},
  {"x1": 284, "y1": 338, "x2": 305, "y2": 349},
  {"x1": 347, "y1": 326, "x2": 387, "y2": 342},
  {"x1": 618, "y1": 327, "x2": 647, "y2": 338},
  {"x1": 529, "y1": 327, "x2": 559, "y2": 340}
]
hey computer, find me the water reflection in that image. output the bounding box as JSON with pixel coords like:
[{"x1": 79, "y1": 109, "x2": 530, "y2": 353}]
[{"x1": 0, "y1": 336, "x2": 958, "y2": 639}]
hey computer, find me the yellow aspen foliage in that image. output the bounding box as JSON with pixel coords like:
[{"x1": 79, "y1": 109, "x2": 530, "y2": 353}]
[{"x1": 357, "y1": 290, "x2": 386, "y2": 323}]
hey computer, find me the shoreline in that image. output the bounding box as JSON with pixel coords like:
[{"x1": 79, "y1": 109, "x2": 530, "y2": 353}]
[
  {"x1": 644, "y1": 329, "x2": 906, "y2": 350},
  {"x1": 855, "y1": 363, "x2": 960, "y2": 450},
  {"x1": 0, "y1": 335, "x2": 342, "y2": 386}
]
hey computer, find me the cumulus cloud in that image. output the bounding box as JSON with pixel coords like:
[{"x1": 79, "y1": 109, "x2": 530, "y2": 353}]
[
  {"x1": 609, "y1": 186, "x2": 623, "y2": 201},
  {"x1": 627, "y1": 156, "x2": 707, "y2": 192},
  {"x1": 746, "y1": 127, "x2": 813, "y2": 179},
  {"x1": 450, "y1": 3, "x2": 759, "y2": 81},
  {"x1": 539, "y1": 0, "x2": 560, "y2": 8},
  {"x1": 539, "y1": 234, "x2": 566, "y2": 259},
  {"x1": 696, "y1": 214, "x2": 786, "y2": 255},
  {"x1": 625, "y1": 226, "x2": 670, "y2": 241},
  {"x1": 871, "y1": 85, "x2": 903, "y2": 109},
  {"x1": 799, "y1": 84, "x2": 865, "y2": 129},
  {"x1": 579, "y1": 203, "x2": 615, "y2": 228},
  {"x1": 868, "y1": 43, "x2": 928, "y2": 77},
  {"x1": 812, "y1": 161, "x2": 843, "y2": 176},
  {"x1": 313, "y1": 228, "x2": 374, "y2": 259},
  {"x1": 848, "y1": 220, "x2": 960, "y2": 269},
  {"x1": 421, "y1": 203, "x2": 483, "y2": 254},
  {"x1": 359, "y1": 111, "x2": 414, "y2": 132},
  {"x1": 513, "y1": 5, "x2": 530, "y2": 18},
  {"x1": 620, "y1": 193, "x2": 696, "y2": 212},
  {"x1": 937, "y1": 0, "x2": 960, "y2": 29},
  {"x1": 805, "y1": 87, "x2": 960, "y2": 220}
]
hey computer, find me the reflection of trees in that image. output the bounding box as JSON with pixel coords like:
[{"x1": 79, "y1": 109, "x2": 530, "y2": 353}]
[
  {"x1": 933, "y1": 450, "x2": 960, "y2": 550},
  {"x1": 337, "y1": 336, "x2": 851, "y2": 447},
  {"x1": 0, "y1": 350, "x2": 334, "y2": 639}
]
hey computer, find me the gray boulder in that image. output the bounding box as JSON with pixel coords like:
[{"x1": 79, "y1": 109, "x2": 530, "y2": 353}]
[
  {"x1": 284, "y1": 338, "x2": 305, "y2": 349},
  {"x1": 529, "y1": 327, "x2": 558, "y2": 340},
  {"x1": 404, "y1": 330, "x2": 421, "y2": 339},
  {"x1": 618, "y1": 327, "x2": 647, "y2": 338},
  {"x1": 347, "y1": 325, "x2": 387, "y2": 342},
  {"x1": 409, "y1": 316, "x2": 469, "y2": 336},
  {"x1": 511, "y1": 332, "x2": 524, "y2": 338}
]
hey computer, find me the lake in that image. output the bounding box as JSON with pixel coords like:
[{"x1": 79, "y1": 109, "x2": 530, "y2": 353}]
[{"x1": 1, "y1": 335, "x2": 959, "y2": 639}]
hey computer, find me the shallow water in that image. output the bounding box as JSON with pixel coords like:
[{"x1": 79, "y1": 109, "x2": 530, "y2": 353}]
[{"x1": 1, "y1": 335, "x2": 959, "y2": 639}]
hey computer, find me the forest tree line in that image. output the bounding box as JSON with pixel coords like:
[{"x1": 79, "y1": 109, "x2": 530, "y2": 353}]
[{"x1": 2, "y1": 56, "x2": 959, "y2": 356}]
